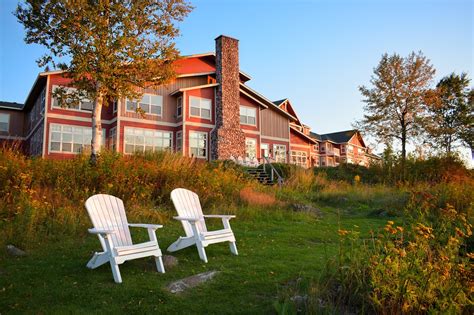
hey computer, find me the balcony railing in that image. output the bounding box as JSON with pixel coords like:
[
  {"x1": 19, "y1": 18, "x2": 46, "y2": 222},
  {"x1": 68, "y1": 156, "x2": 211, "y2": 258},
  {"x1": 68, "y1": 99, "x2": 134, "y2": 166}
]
[{"x1": 327, "y1": 148, "x2": 340, "y2": 156}]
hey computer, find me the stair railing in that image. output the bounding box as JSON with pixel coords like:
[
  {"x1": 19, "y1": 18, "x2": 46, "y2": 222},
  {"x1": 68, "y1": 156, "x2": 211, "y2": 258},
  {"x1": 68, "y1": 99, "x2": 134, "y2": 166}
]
[{"x1": 262, "y1": 156, "x2": 284, "y2": 188}]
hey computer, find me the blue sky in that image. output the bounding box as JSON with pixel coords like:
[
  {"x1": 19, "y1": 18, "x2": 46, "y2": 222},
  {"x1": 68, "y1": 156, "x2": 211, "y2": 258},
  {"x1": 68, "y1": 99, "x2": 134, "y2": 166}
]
[{"x1": 1, "y1": 0, "x2": 472, "y2": 143}]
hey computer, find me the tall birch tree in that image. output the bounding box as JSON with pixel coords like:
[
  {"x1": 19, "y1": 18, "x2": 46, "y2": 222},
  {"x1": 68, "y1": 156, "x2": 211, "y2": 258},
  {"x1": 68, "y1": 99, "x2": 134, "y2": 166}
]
[
  {"x1": 15, "y1": 0, "x2": 192, "y2": 163},
  {"x1": 356, "y1": 52, "x2": 435, "y2": 165}
]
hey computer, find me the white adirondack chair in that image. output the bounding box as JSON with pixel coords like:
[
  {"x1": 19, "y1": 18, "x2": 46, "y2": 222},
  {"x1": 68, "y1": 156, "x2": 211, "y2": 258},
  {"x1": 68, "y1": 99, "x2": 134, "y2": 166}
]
[
  {"x1": 168, "y1": 188, "x2": 238, "y2": 263},
  {"x1": 85, "y1": 194, "x2": 165, "y2": 283}
]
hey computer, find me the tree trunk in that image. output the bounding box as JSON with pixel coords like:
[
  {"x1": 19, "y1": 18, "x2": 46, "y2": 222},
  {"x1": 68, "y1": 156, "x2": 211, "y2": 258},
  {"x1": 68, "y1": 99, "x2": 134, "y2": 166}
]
[
  {"x1": 401, "y1": 127, "x2": 407, "y2": 180},
  {"x1": 91, "y1": 92, "x2": 103, "y2": 165}
]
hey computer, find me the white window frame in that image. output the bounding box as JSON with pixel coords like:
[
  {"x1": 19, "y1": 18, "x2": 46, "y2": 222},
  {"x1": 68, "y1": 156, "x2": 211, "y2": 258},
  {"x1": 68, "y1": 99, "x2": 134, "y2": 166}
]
[
  {"x1": 240, "y1": 106, "x2": 257, "y2": 126},
  {"x1": 113, "y1": 100, "x2": 118, "y2": 114},
  {"x1": 245, "y1": 138, "x2": 257, "y2": 159},
  {"x1": 189, "y1": 131, "x2": 208, "y2": 159},
  {"x1": 0, "y1": 113, "x2": 10, "y2": 132},
  {"x1": 273, "y1": 144, "x2": 287, "y2": 163},
  {"x1": 52, "y1": 85, "x2": 94, "y2": 112},
  {"x1": 109, "y1": 127, "x2": 117, "y2": 151},
  {"x1": 49, "y1": 123, "x2": 104, "y2": 154},
  {"x1": 123, "y1": 127, "x2": 172, "y2": 154},
  {"x1": 290, "y1": 150, "x2": 308, "y2": 168},
  {"x1": 176, "y1": 131, "x2": 182, "y2": 153},
  {"x1": 176, "y1": 97, "x2": 183, "y2": 118},
  {"x1": 126, "y1": 94, "x2": 163, "y2": 116},
  {"x1": 261, "y1": 143, "x2": 269, "y2": 158},
  {"x1": 189, "y1": 96, "x2": 212, "y2": 120}
]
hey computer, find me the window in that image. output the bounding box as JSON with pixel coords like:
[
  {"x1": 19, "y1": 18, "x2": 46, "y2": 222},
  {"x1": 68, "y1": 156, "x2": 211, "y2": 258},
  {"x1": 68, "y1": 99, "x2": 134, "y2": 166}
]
[
  {"x1": 52, "y1": 85, "x2": 93, "y2": 111},
  {"x1": 341, "y1": 145, "x2": 346, "y2": 153},
  {"x1": 109, "y1": 127, "x2": 117, "y2": 151},
  {"x1": 189, "y1": 131, "x2": 207, "y2": 159},
  {"x1": 113, "y1": 101, "x2": 118, "y2": 113},
  {"x1": 291, "y1": 151, "x2": 308, "y2": 168},
  {"x1": 314, "y1": 143, "x2": 319, "y2": 152},
  {"x1": 190, "y1": 96, "x2": 211, "y2": 119},
  {"x1": 29, "y1": 124, "x2": 43, "y2": 156},
  {"x1": 176, "y1": 97, "x2": 183, "y2": 118},
  {"x1": 124, "y1": 127, "x2": 172, "y2": 154},
  {"x1": 240, "y1": 106, "x2": 256, "y2": 125},
  {"x1": 245, "y1": 138, "x2": 257, "y2": 159},
  {"x1": 176, "y1": 131, "x2": 182, "y2": 153},
  {"x1": 0, "y1": 114, "x2": 10, "y2": 132},
  {"x1": 49, "y1": 124, "x2": 104, "y2": 153},
  {"x1": 126, "y1": 94, "x2": 163, "y2": 116},
  {"x1": 273, "y1": 144, "x2": 286, "y2": 163},
  {"x1": 261, "y1": 143, "x2": 269, "y2": 158}
]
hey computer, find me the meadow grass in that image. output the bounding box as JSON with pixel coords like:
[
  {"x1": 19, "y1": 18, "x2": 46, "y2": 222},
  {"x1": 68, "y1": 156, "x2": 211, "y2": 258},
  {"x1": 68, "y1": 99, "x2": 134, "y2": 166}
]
[{"x1": 0, "y1": 149, "x2": 472, "y2": 313}]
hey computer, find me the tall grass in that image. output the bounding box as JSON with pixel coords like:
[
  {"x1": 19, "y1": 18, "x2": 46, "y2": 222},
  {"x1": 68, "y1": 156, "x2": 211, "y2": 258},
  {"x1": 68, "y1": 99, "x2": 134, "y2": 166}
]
[{"x1": 0, "y1": 148, "x2": 262, "y2": 248}]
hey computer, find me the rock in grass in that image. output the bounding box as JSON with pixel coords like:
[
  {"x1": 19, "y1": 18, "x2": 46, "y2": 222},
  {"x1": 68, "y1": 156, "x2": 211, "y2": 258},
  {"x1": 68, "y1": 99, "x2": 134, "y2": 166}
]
[
  {"x1": 6, "y1": 245, "x2": 26, "y2": 257},
  {"x1": 162, "y1": 255, "x2": 178, "y2": 269},
  {"x1": 167, "y1": 271, "x2": 220, "y2": 294},
  {"x1": 291, "y1": 204, "x2": 323, "y2": 217}
]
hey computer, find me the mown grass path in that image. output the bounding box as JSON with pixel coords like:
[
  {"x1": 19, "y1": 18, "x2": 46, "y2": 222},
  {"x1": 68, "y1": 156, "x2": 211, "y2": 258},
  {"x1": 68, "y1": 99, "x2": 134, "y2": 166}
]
[{"x1": 0, "y1": 207, "x2": 388, "y2": 314}]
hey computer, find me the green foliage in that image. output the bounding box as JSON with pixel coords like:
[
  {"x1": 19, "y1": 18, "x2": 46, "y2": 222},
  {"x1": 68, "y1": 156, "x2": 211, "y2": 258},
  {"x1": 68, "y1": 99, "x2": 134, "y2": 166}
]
[
  {"x1": 424, "y1": 72, "x2": 473, "y2": 154},
  {"x1": 315, "y1": 155, "x2": 472, "y2": 186},
  {"x1": 278, "y1": 192, "x2": 474, "y2": 314},
  {"x1": 356, "y1": 51, "x2": 436, "y2": 161},
  {"x1": 15, "y1": 0, "x2": 193, "y2": 157}
]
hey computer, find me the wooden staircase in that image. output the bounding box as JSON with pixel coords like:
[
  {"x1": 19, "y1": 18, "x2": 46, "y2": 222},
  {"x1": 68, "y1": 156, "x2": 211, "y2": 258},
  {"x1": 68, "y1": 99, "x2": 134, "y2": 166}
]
[{"x1": 246, "y1": 168, "x2": 274, "y2": 185}]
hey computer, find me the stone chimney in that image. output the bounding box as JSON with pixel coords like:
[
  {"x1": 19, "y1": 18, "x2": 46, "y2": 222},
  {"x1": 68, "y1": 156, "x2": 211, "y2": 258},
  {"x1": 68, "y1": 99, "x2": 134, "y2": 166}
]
[{"x1": 210, "y1": 35, "x2": 246, "y2": 160}]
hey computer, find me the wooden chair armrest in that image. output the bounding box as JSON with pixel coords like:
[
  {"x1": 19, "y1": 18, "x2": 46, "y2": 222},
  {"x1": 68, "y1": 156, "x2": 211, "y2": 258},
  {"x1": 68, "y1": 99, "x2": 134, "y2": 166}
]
[
  {"x1": 173, "y1": 216, "x2": 200, "y2": 223},
  {"x1": 88, "y1": 228, "x2": 116, "y2": 235},
  {"x1": 128, "y1": 223, "x2": 163, "y2": 230},
  {"x1": 203, "y1": 215, "x2": 236, "y2": 219}
]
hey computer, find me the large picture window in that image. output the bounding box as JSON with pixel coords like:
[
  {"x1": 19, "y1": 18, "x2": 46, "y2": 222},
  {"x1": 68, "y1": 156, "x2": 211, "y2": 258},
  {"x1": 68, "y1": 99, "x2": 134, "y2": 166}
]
[
  {"x1": 126, "y1": 94, "x2": 163, "y2": 116},
  {"x1": 49, "y1": 124, "x2": 104, "y2": 153},
  {"x1": 124, "y1": 127, "x2": 172, "y2": 154},
  {"x1": 52, "y1": 85, "x2": 93, "y2": 111},
  {"x1": 240, "y1": 106, "x2": 256, "y2": 125},
  {"x1": 245, "y1": 138, "x2": 257, "y2": 159},
  {"x1": 273, "y1": 144, "x2": 287, "y2": 163},
  {"x1": 290, "y1": 151, "x2": 308, "y2": 168},
  {"x1": 189, "y1": 96, "x2": 211, "y2": 119},
  {"x1": 0, "y1": 113, "x2": 10, "y2": 132},
  {"x1": 189, "y1": 131, "x2": 207, "y2": 159}
]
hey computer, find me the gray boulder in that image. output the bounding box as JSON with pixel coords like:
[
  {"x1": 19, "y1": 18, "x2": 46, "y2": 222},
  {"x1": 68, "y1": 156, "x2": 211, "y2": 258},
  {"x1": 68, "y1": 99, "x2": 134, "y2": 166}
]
[{"x1": 167, "y1": 271, "x2": 220, "y2": 294}]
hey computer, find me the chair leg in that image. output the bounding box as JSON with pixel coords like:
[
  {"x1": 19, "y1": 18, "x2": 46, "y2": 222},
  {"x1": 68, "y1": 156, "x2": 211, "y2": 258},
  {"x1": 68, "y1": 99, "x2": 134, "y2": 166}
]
[
  {"x1": 155, "y1": 256, "x2": 165, "y2": 274},
  {"x1": 229, "y1": 242, "x2": 238, "y2": 255},
  {"x1": 110, "y1": 259, "x2": 122, "y2": 283},
  {"x1": 196, "y1": 244, "x2": 208, "y2": 263}
]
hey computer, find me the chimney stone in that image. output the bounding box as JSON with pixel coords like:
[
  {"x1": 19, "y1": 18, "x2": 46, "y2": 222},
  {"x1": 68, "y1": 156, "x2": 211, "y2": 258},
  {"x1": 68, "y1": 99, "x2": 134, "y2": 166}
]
[{"x1": 210, "y1": 35, "x2": 246, "y2": 160}]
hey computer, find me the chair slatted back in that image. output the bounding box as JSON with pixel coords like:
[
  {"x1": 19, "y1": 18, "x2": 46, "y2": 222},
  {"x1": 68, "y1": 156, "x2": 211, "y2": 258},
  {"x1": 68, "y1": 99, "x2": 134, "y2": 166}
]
[
  {"x1": 85, "y1": 194, "x2": 133, "y2": 248},
  {"x1": 170, "y1": 188, "x2": 207, "y2": 237}
]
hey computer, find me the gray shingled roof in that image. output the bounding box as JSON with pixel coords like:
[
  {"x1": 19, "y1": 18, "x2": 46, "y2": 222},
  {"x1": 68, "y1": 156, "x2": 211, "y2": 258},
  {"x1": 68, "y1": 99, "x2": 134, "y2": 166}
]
[
  {"x1": 0, "y1": 101, "x2": 24, "y2": 110},
  {"x1": 310, "y1": 129, "x2": 358, "y2": 143},
  {"x1": 272, "y1": 99, "x2": 287, "y2": 106}
]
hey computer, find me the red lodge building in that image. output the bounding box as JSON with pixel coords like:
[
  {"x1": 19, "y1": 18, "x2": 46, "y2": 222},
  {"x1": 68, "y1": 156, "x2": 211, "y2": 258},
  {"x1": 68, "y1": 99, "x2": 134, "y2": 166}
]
[{"x1": 0, "y1": 35, "x2": 380, "y2": 167}]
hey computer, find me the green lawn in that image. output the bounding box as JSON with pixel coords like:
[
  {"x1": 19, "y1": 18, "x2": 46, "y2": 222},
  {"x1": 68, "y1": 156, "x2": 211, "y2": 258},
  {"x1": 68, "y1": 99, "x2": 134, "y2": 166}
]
[{"x1": 0, "y1": 205, "x2": 389, "y2": 314}]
